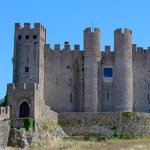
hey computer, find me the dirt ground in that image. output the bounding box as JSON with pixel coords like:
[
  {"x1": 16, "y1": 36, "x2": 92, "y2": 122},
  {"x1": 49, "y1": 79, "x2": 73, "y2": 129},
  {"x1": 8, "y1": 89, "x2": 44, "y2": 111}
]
[{"x1": 6, "y1": 138, "x2": 150, "y2": 150}]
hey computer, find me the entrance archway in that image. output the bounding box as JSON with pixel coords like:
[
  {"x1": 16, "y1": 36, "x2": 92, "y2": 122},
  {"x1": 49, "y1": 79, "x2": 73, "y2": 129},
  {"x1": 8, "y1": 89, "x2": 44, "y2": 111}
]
[{"x1": 19, "y1": 102, "x2": 29, "y2": 118}]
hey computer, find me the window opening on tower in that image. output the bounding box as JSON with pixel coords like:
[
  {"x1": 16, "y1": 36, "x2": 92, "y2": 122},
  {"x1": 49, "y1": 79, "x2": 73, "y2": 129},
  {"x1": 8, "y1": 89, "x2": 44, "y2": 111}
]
[
  {"x1": 18, "y1": 35, "x2": 21, "y2": 39},
  {"x1": 103, "y1": 68, "x2": 113, "y2": 77},
  {"x1": 26, "y1": 35, "x2": 29, "y2": 39},
  {"x1": 25, "y1": 67, "x2": 29, "y2": 72}
]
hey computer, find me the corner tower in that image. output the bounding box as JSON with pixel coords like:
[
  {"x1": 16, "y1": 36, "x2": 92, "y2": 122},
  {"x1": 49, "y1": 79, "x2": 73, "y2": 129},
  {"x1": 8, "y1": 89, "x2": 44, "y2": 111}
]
[
  {"x1": 13, "y1": 23, "x2": 46, "y2": 87},
  {"x1": 84, "y1": 28, "x2": 101, "y2": 112},
  {"x1": 114, "y1": 28, "x2": 133, "y2": 111}
]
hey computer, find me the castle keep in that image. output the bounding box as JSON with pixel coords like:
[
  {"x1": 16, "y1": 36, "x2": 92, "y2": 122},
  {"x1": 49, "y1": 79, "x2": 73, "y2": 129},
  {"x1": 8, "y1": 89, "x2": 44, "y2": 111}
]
[{"x1": 7, "y1": 23, "x2": 150, "y2": 121}]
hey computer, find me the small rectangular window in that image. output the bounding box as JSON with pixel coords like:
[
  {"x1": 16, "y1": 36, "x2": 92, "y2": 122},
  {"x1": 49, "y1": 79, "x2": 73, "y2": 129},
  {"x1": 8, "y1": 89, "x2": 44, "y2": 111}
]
[
  {"x1": 70, "y1": 93, "x2": 72, "y2": 102},
  {"x1": 18, "y1": 35, "x2": 21, "y2": 39},
  {"x1": 107, "y1": 93, "x2": 109, "y2": 100},
  {"x1": 33, "y1": 35, "x2": 37, "y2": 39},
  {"x1": 25, "y1": 67, "x2": 29, "y2": 72},
  {"x1": 103, "y1": 68, "x2": 113, "y2": 77},
  {"x1": 26, "y1": 35, "x2": 29, "y2": 39}
]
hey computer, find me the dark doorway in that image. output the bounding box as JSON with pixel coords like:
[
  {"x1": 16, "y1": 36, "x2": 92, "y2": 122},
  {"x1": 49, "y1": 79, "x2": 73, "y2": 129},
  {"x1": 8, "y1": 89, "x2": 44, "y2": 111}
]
[{"x1": 19, "y1": 102, "x2": 29, "y2": 118}]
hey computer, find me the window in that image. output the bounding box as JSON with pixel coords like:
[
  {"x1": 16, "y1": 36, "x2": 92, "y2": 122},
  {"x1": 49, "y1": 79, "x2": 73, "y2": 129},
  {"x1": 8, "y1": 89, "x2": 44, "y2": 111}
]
[
  {"x1": 103, "y1": 68, "x2": 113, "y2": 77},
  {"x1": 26, "y1": 35, "x2": 29, "y2": 39},
  {"x1": 33, "y1": 35, "x2": 37, "y2": 39},
  {"x1": 25, "y1": 67, "x2": 29, "y2": 72},
  {"x1": 107, "y1": 93, "x2": 109, "y2": 100},
  {"x1": 18, "y1": 35, "x2": 21, "y2": 39}
]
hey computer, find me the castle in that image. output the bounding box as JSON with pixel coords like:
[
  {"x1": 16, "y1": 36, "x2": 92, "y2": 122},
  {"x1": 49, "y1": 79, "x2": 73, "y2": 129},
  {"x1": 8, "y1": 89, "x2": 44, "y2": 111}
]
[{"x1": 6, "y1": 23, "x2": 150, "y2": 122}]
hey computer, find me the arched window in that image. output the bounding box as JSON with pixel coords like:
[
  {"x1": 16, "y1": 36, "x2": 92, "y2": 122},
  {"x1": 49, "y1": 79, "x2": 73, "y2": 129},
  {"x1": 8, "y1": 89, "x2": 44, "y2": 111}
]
[{"x1": 19, "y1": 102, "x2": 29, "y2": 118}]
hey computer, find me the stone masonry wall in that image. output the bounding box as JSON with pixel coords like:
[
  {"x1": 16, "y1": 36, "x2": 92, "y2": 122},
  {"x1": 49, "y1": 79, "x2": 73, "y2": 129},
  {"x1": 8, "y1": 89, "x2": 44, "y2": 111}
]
[
  {"x1": 0, "y1": 120, "x2": 10, "y2": 147},
  {"x1": 44, "y1": 44, "x2": 84, "y2": 112},
  {"x1": 100, "y1": 47, "x2": 115, "y2": 112},
  {"x1": 132, "y1": 46, "x2": 150, "y2": 112},
  {"x1": 59, "y1": 112, "x2": 150, "y2": 138},
  {"x1": 0, "y1": 106, "x2": 10, "y2": 121}
]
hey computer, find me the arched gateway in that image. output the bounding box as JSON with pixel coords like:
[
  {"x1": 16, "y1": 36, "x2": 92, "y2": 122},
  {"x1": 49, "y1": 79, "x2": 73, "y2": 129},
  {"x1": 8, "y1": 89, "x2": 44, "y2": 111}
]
[{"x1": 19, "y1": 102, "x2": 29, "y2": 118}]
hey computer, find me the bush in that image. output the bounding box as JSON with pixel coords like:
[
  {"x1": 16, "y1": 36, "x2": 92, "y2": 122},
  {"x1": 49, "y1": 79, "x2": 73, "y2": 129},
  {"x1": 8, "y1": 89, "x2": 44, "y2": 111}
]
[
  {"x1": 0, "y1": 94, "x2": 7, "y2": 107},
  {"x1": 21, "y1": 117, "x2": 35, "y2": 131}
]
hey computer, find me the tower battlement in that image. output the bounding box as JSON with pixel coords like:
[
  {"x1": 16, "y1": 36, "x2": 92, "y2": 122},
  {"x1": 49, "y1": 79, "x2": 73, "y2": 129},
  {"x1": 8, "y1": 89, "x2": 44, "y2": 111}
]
[
  {"x1": 7, "y1": 83, "x2": 39, "y2": 91},
  {"x1": 0, "y1": 106, "x2": 10, "y2": 120},
  {"x1": 114, "y1": 28, "x2": 132, "y2": 35},
  {"x1": 44, "y1": 43, "x2": 81, "y2": 51},
  {"x1": 15, "y1": 23, "x2": 46, "y2": 32},
  {"x1": 84, "y1": 27, "x2": 100, "y2": 34}
]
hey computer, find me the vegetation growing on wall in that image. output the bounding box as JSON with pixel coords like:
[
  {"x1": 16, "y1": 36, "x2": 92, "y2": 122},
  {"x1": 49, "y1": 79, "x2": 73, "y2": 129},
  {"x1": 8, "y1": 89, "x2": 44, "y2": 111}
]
[
  {"x1": 17, "y1": 117, "x2": 35, "y2": 131},
  {"x1": 122, "y1": 111, "x2": 132, "y2": 118},
  {"x1": 0, "y1": 94, "x2": 7, "y2": 106}
]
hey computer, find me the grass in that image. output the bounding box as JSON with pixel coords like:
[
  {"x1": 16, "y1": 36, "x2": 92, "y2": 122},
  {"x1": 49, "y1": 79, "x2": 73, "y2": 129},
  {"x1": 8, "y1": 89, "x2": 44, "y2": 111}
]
[
  {"x1": 26, "y1": 138, "x2": 150, "y2": 150},
  {"x1": 5, "y1": 138, "x2": 150, "y2": 149}
]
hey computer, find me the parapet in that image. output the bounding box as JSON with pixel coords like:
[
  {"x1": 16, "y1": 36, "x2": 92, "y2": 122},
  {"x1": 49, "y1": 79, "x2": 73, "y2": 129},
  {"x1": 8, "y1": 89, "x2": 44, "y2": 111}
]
[
  {"x1": 114, "y1": 28, "x2": 132, "y2": 35},
  {"x1": 7, "y1": 83, "x2": 39, "y2": 92},
  {"x1": 132, "y1": 46, "x2": 150, "y2": 53},
  {"x1": 84, "y1": 27, "x2": 100, "y2": 34},
  {"x1": 0, "y1": 106, "x2": 10, "y2": 120},
  {"x1": 44, "y1": 42, "x2": 81, "y2": 52},
  {"x1": 15, "y1": 23, "x2": 46, "y2": 32}
]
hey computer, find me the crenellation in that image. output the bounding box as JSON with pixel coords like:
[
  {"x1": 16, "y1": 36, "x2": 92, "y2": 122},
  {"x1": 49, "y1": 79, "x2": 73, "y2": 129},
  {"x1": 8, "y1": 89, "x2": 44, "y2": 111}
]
[
  {"x1": 74, "y1": 45, "x2": 80, "y2": 51},
  {"x1": 64, "y1": 43, "x2": 70, "y2": 51},
  {"x1": 24, "y1": 23, "x2": 30, "y2": 30},
  {"x1": 44, "y1": 44, "x2": 50, "y2": 51},
  {"x1": 105, "y1": 46, "x2": 110, "y2": 53},
  {"x1": 137, "y1": 47, "x2": 143, "y2": 53},
  {"x1": 84, "y1": 27, "x2": 91, "y2": 33},
  {"x1": 148, "y1": 47, "x2": 150, "y2": 53},
  {"x1": 114, "y1": 28, "x2": 122, "y2": 34},
  {"x1": 15, "y1": 23, "x2": 23, "y2": 30},
  {"x1": 0, "y1": 106, "x2": 10, "y2": 120},
  {"x1": 54, "y1": 44, "x2": 60, "y2": 51},
  {"x1": 7, "y1": 83, "x2": 39, "y2": 91},
  {"x1": 16, "y1": 83, "x2": 25, "y2": 90},
  {"x1": 125, "y1": 28, "x2": 132, "y2": 34},
  {"x1": 34, "y1": 23, "x2": 41, "y2": 29},
  {"x1": 132, "y1": 43, "x2": 136, "y2": 52}
]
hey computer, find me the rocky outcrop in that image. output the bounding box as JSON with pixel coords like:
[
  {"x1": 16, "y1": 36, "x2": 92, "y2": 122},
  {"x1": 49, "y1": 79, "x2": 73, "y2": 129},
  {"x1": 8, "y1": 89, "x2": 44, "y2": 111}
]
[{"x1": 7, "y1": 123, "x2": 68, "y2": 149}]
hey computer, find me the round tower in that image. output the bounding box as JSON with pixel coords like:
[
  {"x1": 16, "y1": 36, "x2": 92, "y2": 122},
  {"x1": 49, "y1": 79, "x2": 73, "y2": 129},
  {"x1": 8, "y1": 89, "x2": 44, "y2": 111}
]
[
  {"x1": 114, "y1": 28, "x2": 133, "y2": 112},
  {"x1": 84, "y1": 27, "x2": 101, "y2": 112}
]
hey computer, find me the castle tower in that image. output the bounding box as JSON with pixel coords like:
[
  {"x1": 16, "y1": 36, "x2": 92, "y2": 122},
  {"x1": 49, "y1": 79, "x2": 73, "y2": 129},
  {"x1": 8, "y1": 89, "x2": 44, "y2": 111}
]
[
  {"x1": 13, "y1": 23, "x2": 46, "y2": 88},
  {"x1": 7, "y1": 23, "x2": 47, "y2": 121},
  {"x1": 84, "y1": 28, "x2": 101, "y2": 112},
  {"x1": 114, "y1": 28, "x2": 133, "y2": 111}
]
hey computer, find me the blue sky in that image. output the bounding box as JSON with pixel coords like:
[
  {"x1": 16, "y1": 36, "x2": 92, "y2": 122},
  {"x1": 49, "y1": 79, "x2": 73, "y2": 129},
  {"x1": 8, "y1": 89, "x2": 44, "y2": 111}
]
[{"x1": 1, "y1": 0, "x2": 150, "y2": 98}]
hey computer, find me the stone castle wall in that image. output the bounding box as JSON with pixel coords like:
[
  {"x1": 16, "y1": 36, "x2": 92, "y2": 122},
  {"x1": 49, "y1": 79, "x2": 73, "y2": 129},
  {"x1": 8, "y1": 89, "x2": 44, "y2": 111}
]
[
  {"x1": 44, "y1": 44, "x2": 84, "y2": 112},
  {"x1": 0, "y1": 120, "x2": 10, "y2": 147},
  {"x1": 59, "y1": 112, "x2": 150, "y2": 138},
  {"x1": 0, "y1": 106, "x2": 10, "y2": 147},
  {"x1": 0, "y1": 106, "x2": 10, "y2": 120}
]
